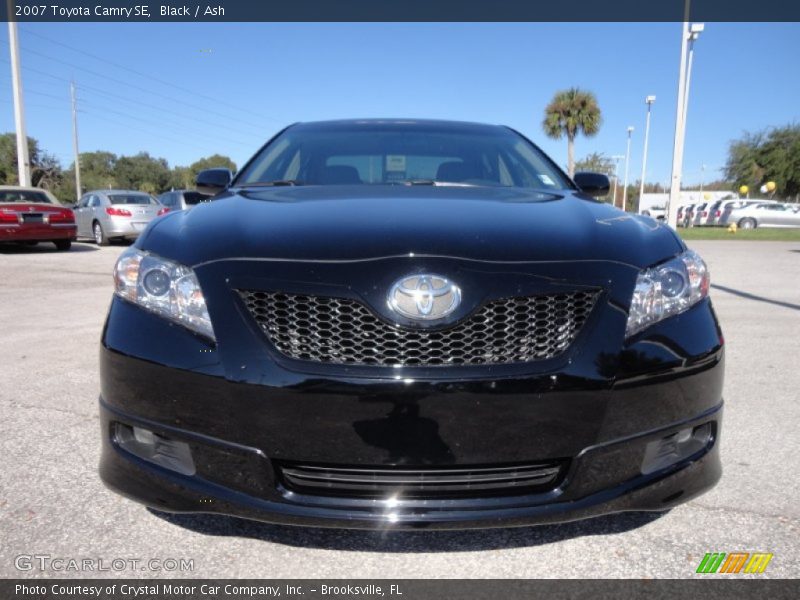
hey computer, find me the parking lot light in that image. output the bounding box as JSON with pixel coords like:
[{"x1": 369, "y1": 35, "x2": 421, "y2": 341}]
[
  {"x1": 622, "y1": 126, "x2": 634, "y2": 211},
  {"x1": 638, "y1": 96, "x2": 656, "y2": 210}
]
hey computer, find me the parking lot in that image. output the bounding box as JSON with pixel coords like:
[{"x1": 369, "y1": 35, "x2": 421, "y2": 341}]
[{"x1": 0, "y1": 239, "x2": 798, "y2": 579}]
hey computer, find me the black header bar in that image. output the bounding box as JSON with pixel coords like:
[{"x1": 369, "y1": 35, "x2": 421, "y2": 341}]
[{"x1": 1, "y1": 0, "x2": 799, "y2": 22}]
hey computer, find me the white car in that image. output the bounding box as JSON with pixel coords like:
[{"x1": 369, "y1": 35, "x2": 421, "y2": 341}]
[{"x1": 640, "y1": 205, "x2": 666, "y2": 220}]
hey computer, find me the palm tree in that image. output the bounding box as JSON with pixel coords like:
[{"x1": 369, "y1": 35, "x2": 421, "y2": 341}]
[{"x1": 542, "y1": 88, "x2": 602, "y2": 179}]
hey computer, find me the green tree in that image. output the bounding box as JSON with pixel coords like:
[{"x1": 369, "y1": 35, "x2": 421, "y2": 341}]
[
  {"x1": 188, "y1": 154, "x2": 237, "y2": 182},
  {"x1": 77, "y1": 151, "x2": 118, "y2": 191},
  {"x1": 113, "y1": 152, "x2": 171, "y2": 193},
  {"x1": 0, "y1": 133, "x2": 61, "y2": 187},
  {"x1": 574, "y1": 152, "x2": 616, "y2": 176},
  {"x1": 724, "y1": 125, "x2": 800, "y2": 199},
  {"x1": 542, "y1": 88, "x2": 602, "y2": 178}
]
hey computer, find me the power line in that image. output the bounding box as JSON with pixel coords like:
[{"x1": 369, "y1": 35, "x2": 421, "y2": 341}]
[
  {"x1": 79, "y1": 111, "x2": 242, "y2": 159},
  {"x1": 0, "y1": 97, "x2": 70, "y2": 112},
  {"x1": 74, "y1": 81, "x2": 268, "y2": 142},
  {"x1": 9, "y1": 43, "x2": 277, "y2": 132},
  {"x1": 0, "y1": 48, "x2": 275, "y2": 143},
  {"x1": 0, "y1": 55, "x2": 270, "y2": 147},
  {"x1": 18, "y1": 26, "x2": 285, "y2": 125},
  {"x1": 78, "y1": 99, "x2": 256, "y2": 149}
]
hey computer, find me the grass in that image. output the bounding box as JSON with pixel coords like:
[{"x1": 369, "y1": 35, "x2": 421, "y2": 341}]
[{"x1": 677, "y1": 227, "x2": 800, "y2": 241}]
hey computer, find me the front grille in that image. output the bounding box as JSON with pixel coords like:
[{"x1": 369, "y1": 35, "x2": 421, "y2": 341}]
[
  {"x1": 277, "y1": 461, "x2": 566, "y2": 499},
  {"x1": 239, "y1": 289, "x2": 597, "y2": 367}
]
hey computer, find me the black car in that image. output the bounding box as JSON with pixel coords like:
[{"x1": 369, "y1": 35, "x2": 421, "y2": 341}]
[{"x1": 100, "y1": 119, "x2": 723, "y2": 529}]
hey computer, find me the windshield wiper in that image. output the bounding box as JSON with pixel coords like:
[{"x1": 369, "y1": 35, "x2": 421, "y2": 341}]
[
  {"x1": 395, "y1": 179, "x2": 479, "y2": 187},
  {"x1": 239, "y1": 180, "x2": 304, "y2": 187}
]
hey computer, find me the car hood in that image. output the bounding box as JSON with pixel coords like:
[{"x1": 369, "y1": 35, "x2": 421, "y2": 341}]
[{"x1": 139, "y1": 186, "x2": 684, "y2": 269}]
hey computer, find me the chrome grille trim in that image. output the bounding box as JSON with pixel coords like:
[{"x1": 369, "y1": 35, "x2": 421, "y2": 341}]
[{"x1": 239, "y1": 289, "x2": 598, "y2": 367}]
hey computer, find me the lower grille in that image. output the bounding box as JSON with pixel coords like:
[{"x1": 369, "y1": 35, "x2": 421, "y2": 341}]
[
  {"x1": 239, "y1": 289, "x2": 597, "y2": 367},
  {"x1": 276, "y1": 461, "x2": 567, "y2": 499}
]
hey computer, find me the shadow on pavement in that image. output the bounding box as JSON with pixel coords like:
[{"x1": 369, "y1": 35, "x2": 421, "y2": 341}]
[
  {"x1": 0, "y1": 241, "x2": 99, "y2": 254},
  {"x1": 149, "y1": 509, "x2": 667, "y2": 552},
  {"x1": 711, "y1": 283, "x2": 800, "y2": 311}
]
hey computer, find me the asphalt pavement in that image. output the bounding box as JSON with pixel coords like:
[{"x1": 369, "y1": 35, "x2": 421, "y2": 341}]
[{"x1": 0, "y1": 239, "x2": 798, "y2": 579}]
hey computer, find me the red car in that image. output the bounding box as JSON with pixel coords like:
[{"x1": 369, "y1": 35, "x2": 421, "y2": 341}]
[{"x1": 0, "y1": 186, "x2": 76, "y2": 251}]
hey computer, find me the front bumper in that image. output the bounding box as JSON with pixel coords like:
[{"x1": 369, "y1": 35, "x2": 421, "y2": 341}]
[
  {"x1": 99, "y1": 290, "x2": 724, "y2": 529},
  {"x1": 100, "y1": 396, "x2": 721, "y2": 530}
]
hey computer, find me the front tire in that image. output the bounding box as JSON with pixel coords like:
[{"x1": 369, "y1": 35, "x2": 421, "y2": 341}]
[
  {"x1": 738, "y1": 217, "x2": 757, "y2": 230},
  {"x1": 93, "y1": 221, "x2": 109, "y2": 246},
  {"x1": 54, "y1": 240, "x2": 72, "y2": 251}
]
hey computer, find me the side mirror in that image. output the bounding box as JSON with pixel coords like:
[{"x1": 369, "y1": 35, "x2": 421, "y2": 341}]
[
  {"x1": 195, "y1": 168, "x2": 233, "y2": 196},
  {"x1": 573, "y1": 172, "x2": 610, "y2": 198}
]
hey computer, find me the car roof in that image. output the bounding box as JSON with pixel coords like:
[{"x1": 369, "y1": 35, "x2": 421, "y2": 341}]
[
  {"x1": 289, "y1": 118, "x2": 509, "y2": 135},
  {"x1": 0, "y1": 185, "x2": 55, "y2": 193},
  {"x1": 87, "y1": 189, "x2": 151, "y2": 195}
]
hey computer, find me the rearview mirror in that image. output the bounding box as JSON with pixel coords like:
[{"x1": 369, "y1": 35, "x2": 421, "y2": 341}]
[
  {"x1": 195, "y1": 168, "x2": 233, "y2": 196},
  {"x1": 573, "y1": 172, "x2": 610, "y2": 197}
]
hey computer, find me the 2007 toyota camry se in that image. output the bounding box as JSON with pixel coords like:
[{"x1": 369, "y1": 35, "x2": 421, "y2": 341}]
[{"x1": 99, "y1": 119, "x2": 723, "y2": 529}]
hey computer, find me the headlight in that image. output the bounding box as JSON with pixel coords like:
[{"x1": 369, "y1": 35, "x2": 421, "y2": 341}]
[
  {"x1": 113, "y1": 248, "x2": 215, "y2": 341},
  {"x1": 625, "y1": 249, "x2": 710, "y2": 337}
]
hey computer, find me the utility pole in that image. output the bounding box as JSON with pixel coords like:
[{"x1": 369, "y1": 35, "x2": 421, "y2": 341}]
[
  {"x1": 638, "y1": 96, "x2": 656, "y2": 211},
  {"x1": 622, "y1": 126, "x2": 634, "y2": 211},
  {"x1": 7, "y1": 18, "x2": 31, "y2": 186},
  {"x1": 71, "y1": 81, "x2": 82, "y2": 201},
  {"x1": 700, "y1": 163, "x2": 706, "y2": 193}
]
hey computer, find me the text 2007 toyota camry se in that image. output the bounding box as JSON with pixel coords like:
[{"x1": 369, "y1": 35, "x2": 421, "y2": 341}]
[{"x1": 99, "y1": 119, "x2": 723, "y2": 529}]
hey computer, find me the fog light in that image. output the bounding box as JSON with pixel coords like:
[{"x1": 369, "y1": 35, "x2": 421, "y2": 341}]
[
  {"x1": 114, "y1": 423, "x2": 196, "y2": 476},
  {"x1": 641, "y1": 423, "x2": 713, "y2": 475}
]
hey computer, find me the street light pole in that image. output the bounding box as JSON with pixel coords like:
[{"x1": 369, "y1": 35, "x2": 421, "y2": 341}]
[
  {"x1": 666, "y1": 18, "x2": 704, "y2": 228},
  {"x1": 638, "y1": 96, "x2": 656, "y2": 211},
  {"x1": 611, "y1": 154, "x2": 624, "y2": 208},
  {"x1": 666, "y1": 22, "x2": 690, "y2": 229},
  {"x1": 682, "y1": 27, "x2": 701, "y2": 133},
  {"x1": 622, "y1": 126, "x2": 634, "y2": 211},
  {"x1": 7, "y1": 19, "x2": 31, "y2": 186}
]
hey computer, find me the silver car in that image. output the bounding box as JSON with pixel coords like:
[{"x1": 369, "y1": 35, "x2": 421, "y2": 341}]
[
  {"x1": 74, "y1": 190, "x2": 166, "y2": 245},
  {"x1": 156, "y1": 189, "x2": 211, "y2": 211},
  {"x1": 724, "y1": 202, "x2": 800, "y2": 229}
]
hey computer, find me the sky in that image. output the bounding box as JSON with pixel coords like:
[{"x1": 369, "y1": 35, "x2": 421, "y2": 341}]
[{"x1": 0, "y1": 22, "x2": 798, "y2": 187}]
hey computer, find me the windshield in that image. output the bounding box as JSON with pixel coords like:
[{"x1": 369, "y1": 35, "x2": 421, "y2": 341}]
[
  {"x1": 235, "y1": 125, "x2": 571, "y2": 190},
  {"x1": 108, "y1": 194, "x2": 156, "y2": 205},
  {"x1": 0, "y1": 190, "x2": 52, "y2": 204}
]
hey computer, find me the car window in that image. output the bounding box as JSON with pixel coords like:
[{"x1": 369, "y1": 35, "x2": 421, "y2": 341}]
[
  {"x1": 0, "y1": 190, "x2": 52, "y2": 203},
  {"x1": 236, "y1": 126, "x2": 571, "y2": 190},
  {"x1": 88, "y1": 195, "x2": 101, "y2": 208},
  {"x1": 158, "y1": 193, "x2": 175, "y2": 207},
  {"x1": 183, "y1": 191, "x2": 210, "y2": 205},
  {"x1": 108, "y1": 193, "x2": 154, "y2": 205}
]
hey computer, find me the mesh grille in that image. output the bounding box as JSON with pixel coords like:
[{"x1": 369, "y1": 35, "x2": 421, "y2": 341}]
[{"x1": 239, "y1": 289, "x2": 597, "y2": 367}]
